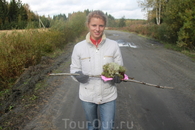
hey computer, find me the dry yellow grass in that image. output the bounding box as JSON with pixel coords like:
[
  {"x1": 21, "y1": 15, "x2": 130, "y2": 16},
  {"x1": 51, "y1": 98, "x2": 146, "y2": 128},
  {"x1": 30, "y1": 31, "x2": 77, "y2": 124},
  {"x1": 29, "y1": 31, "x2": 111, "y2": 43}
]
[
  {"x1": 0, "y1": 29, "x2": 48, "y2": 35},
  {"x1": 0, "y1": 28, "x2": 59, "y2": 90}
]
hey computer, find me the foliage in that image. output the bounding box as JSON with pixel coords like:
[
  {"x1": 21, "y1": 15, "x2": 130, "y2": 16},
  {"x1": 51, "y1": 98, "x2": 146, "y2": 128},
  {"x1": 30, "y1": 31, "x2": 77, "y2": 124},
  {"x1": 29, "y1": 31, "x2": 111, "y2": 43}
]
[
  {"x1": 0, "y1": 29, "x2": 60, "y2": 89},
  {"x1": 50, "y1": 17, "x2": 67, "y2": 32},
  {"x1": 0, "y1": 0, "x2": 49, "y2": 29},
  {"x1": 138, "y1": 0, "x2": 167, "y2": 25},
  {"x1": 101, "y1": 62, "x2": 126, "y2": 80},
  {"x1": 68, "y1": 12, "x2": 87, "y2": 39},
  {"x1": 0, "y1": 0, "x2": 8, "y2": 25},
  {"x1": 50, "y1": 11, "x2": 87, "y2": 44},
  {"x1": 84, "y1": 9, "x2": 90, "y2": 16},
  {"x1": 125, "y1": 0, "x2": 195, "y2": 50},
  {"x1": 107, "y1": 14, "x2": 117, "y2": 27},
  {"x1": 0, "y1": 29, "x2": 59, "y2": 90},
  {"x1": 39, "y1": 16, "x2": 51, "y2": 28},
  {"x1": 162, "y1": 0, "x2": 195, "y2": 49},
  {"x1": 124, "y1": 20, "x2": 158, "y2": 37},
  {"x1": 162, "y1": 0, "x2": 183, "y2": 43},
  {"x1": 176, "y1": 0, "x2": 195, "y2": 49},
  {"x1": 8, "y1": 0, "x2": 18, "y2": 22},
  {"x1": 118, "y1": 16, "x2": 126, "y2": 27},
  {"x1": 53, "y1": 14, "x2": 67, "y2": 21}
]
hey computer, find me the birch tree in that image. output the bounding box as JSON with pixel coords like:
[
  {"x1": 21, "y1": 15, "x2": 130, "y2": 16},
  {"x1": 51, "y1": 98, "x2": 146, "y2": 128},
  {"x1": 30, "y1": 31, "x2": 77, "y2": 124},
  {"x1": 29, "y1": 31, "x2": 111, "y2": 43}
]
[{"x1": 138, "y1": 0, "x2": 167, "y2": 25}]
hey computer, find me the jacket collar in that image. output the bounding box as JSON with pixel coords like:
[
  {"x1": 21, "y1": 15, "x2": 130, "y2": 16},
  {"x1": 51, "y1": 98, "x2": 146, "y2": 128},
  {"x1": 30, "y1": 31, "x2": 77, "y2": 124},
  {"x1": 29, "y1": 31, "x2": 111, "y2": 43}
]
[{"x1": 86, "y1": 32, "x2": 106, "y2": 46}]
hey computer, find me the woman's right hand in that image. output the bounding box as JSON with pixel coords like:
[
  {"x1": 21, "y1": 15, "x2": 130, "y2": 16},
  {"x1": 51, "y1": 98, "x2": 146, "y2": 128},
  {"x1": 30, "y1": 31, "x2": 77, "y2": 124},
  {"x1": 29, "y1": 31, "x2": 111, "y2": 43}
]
[{"x1": 73, "y1": 71, "x2": 89, "y2": 83}]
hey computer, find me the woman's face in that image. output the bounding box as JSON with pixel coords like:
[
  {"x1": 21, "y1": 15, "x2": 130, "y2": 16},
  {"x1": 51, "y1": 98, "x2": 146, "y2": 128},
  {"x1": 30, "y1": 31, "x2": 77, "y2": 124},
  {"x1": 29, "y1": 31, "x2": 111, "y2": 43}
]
[{"x1": 88, "y1": 17, "x2": 105, "y2": 40}]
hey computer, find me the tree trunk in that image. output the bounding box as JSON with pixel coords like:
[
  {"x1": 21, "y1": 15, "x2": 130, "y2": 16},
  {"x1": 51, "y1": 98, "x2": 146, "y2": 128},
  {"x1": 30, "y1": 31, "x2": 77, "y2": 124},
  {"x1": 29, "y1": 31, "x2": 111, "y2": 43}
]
[{"x1": 156, "y1": 0, "x2": 161, "y2": 25}]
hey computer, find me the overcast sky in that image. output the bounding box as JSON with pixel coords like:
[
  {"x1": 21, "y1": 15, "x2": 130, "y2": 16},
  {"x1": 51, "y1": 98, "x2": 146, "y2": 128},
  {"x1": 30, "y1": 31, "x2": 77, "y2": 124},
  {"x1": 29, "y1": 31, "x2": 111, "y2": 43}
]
[{"x1": 20, "y1": 0, "x2": 146, "y2": 19}]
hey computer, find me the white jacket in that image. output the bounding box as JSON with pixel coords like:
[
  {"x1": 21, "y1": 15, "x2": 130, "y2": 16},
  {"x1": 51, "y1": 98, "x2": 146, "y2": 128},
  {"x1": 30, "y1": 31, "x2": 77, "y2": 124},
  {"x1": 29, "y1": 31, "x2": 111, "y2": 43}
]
[{"x1": 70, "y1": 32, "x2": 123, "y2": 104}]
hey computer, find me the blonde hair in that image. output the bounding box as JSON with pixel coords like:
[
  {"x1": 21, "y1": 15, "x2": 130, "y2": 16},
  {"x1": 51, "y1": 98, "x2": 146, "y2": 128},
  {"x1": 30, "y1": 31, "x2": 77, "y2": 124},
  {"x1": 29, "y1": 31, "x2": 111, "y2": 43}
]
[{"x1": 86, "y1": 10, "x2": 107, "y2": 26}]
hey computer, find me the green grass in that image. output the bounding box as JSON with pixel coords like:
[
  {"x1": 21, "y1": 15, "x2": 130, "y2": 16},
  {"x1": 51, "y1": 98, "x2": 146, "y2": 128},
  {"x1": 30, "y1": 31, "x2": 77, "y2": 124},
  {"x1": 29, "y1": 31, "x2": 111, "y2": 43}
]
[
  {"x1": 164, "y1": 43, "x2": 183, "y2": 51},
  {"x1": 164, "y1": 43, "x2": 195, "y2": 61},
  {"x1": 181, "y1": 50, "x2": 195, "y2": 61}
]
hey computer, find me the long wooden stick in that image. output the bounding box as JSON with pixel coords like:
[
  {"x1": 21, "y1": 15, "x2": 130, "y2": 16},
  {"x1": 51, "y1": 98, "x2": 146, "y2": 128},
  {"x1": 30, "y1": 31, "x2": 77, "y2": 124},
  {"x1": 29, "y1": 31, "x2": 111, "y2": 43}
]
[
  {"x1": 49, "y1": 73, "x2": 100, "y2": 78},
  {"x1": 124, "y1": 79, "x2": 173, "y2": 89},
  {"x1": 49, "y1": 73, "x2": 174, "y2": 89}
]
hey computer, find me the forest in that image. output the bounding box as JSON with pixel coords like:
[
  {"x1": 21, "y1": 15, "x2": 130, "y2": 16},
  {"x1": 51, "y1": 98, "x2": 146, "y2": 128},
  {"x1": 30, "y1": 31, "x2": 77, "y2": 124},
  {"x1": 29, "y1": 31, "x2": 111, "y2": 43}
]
[
  {"x1": 0, "y1": 0, "x2": 50, "y2": 29},
  {"x1": 137, "y1": 0, "x2": 195, "y2": 49}
]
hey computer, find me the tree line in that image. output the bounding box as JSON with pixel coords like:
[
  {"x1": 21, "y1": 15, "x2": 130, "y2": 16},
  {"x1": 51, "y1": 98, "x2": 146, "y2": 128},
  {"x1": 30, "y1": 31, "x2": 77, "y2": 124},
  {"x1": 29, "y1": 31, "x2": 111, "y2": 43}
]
[
  {"x1": 0, "y1": 0, "x2": 122, "y2": 30},
  {"x1": 138, "y1": 0, "x2": 195, "y2": 49},
  {"x1": 0, "y1": 0, "x2": 44, "y2": 29},
  {"x1": 0, "y1": 0, "x2": 123, "y2": 30}
]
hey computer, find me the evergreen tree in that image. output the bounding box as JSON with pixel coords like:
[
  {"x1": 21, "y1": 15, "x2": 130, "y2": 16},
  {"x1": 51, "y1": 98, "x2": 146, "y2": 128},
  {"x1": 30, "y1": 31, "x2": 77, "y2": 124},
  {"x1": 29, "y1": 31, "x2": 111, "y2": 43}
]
[
  {"x1": 84, "y1": 9, "x2": 90, "y2": 15},
  {"x1": 18, "y1": 2, "x2": 28, "y2": 21},
  {"x1": 107, "y1": 14, "x2": 116, "y2": 27},
  {"x1": 8, "y1": 0, "x2": 18, "y2": 22},
  {"x1": 53, "y1": 14, "x2": 67, "y2": 21},
  {"x1": 118, "y1": 16, "x2": 126, "y2": 27},
  {"x1": 40, "y1": 15, "x2": 50, "y2": 28},
  {"x1": 0, "y1": 0, "x2": 8, "y2": 26}
]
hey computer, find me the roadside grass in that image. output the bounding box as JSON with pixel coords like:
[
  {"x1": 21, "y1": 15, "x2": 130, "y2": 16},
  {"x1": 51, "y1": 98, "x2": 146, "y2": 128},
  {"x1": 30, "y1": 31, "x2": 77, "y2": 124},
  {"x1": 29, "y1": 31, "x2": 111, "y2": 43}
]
[
  {"x1": 164, "y1": 43, "x2": 195, "y2": 61},
  {"x1": 146, "y1": 36, "x2": 195, "y2": 61},
  {"x1": 0, "y1": 29, "x2": 70, "y2": 109},
  {"x1": 164, "y1": 43, "x2": 184, "y2": 51},
  {"x1": 181, "y1": 50, "x2": 195, "y2": 61},
  {"x1": 0, "y1": 29, "x2": 86, "y2": 112},
  {"x1": 0, "y1": 29, "x2": 63, "y2": 89}
]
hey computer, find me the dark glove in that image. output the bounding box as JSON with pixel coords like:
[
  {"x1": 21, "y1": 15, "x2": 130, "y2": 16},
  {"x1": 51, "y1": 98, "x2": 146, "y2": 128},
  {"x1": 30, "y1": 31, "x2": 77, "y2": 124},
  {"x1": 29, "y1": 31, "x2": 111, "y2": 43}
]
[
  {"x1": 73, "y1": 71, "x2": 89, "y2": 83},
  {"x1": 112, "y1": 75, "x2": 122, "y2": 84}
]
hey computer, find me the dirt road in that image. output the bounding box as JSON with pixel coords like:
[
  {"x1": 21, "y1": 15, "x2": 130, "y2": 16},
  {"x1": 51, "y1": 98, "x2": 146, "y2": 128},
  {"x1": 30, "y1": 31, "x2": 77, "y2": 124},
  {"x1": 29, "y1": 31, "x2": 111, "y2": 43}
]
[{"x1": 24, "y1": 30, "x2": 195, "y2": 130}]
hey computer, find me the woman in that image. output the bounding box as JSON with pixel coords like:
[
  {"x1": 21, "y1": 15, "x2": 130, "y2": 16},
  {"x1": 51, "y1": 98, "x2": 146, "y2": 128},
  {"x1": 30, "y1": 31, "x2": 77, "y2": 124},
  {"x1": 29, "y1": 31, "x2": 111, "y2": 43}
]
[{"x1": 70, "y1": 10, "x2": 123, "y2": 130}]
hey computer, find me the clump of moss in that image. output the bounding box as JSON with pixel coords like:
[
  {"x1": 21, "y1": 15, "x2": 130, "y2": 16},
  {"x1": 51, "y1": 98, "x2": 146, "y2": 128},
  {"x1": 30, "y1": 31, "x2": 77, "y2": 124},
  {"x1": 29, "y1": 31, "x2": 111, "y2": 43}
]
[{"x1": 101, "y1": 62, "x2": 126, "y2": 79}]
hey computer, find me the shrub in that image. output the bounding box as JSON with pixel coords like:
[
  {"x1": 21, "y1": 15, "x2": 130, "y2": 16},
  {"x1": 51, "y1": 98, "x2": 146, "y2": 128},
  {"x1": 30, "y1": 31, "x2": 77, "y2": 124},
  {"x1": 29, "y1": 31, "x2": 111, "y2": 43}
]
[
  {"x1": 67, "y1": 12, "x2": 87, "y2": 39},
  {"x1": 0, "y1": 29, "x2": 63, "y2": 90}
]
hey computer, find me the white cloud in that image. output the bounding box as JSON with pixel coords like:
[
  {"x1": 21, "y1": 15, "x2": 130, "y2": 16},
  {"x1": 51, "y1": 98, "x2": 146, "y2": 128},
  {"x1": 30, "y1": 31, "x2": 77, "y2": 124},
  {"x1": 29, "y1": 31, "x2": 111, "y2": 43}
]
[{"x1": 20, "y1": 0, "x2": 146, "y2": 19}]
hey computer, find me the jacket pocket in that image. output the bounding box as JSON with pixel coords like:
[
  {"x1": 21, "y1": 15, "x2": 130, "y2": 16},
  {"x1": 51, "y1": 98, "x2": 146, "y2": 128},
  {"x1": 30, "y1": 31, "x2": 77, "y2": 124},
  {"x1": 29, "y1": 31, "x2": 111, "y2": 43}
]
[
  {"x1": 81, "y1": 57, "x2": 91, "y2": 73},
  {"x1": 103, "y1": 55, "x2": 114, "y2": 64}
]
